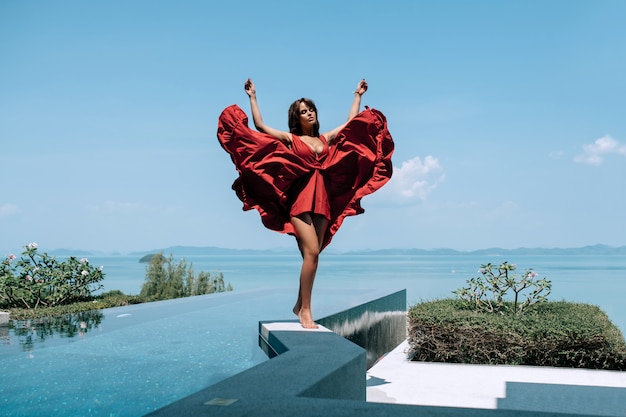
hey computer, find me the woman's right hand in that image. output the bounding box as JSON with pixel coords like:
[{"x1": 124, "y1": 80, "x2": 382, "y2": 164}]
[{"x1": 244, "y1": 78, "x2": 256, "y2": 97}]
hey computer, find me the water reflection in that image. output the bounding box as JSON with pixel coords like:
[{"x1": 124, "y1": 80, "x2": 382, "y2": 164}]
[{"x1": 3, "y1": 310, "x2": 104, "y2": 353}]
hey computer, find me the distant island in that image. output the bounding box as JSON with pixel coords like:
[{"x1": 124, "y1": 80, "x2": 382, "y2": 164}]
[
  {"x1": 43, "y1": 243, "x2": 626, "y2": 257},
  {"x1": 138, "y1": 254, "x2": 157, "y2": 263},
  {"x1": 341, "y1": 244, "x2": 626, "y2": 256}
]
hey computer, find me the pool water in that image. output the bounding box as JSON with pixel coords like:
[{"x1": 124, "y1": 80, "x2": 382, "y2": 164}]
[{"x1": 0, "y1": 287, "x2": 390, "y2": 417}]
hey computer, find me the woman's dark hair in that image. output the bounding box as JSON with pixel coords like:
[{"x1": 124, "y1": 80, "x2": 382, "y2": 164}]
[{"x1": 288, "y1": 98, "x2": 320, "y2": 136}]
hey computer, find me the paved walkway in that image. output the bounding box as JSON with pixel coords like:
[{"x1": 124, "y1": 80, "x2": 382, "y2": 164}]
[{"x1": 366, "y1": 340, "x2": 626, "y2": 416}]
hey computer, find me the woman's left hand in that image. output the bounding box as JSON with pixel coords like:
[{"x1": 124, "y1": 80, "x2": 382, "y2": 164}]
[{"x1": 354, "y1": 79, "x2": 368, "y2": 96}]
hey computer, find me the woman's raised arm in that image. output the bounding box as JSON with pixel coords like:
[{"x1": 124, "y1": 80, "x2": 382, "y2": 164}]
[
  {"x1": 244, "y1": 79, "x2": 292, "y2": 144},
  {"x1": 323, "y1": 79, "x2": 368, "y2": 143}
]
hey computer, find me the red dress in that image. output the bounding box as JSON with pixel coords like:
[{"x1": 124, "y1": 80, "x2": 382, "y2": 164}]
[{"x1": 217, "y1": 104, "x2": 394, "y2": 249}]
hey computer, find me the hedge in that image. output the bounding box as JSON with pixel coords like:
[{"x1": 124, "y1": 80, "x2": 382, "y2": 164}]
[{"x1": 408, "y1": 299, "x2": 626, "y2": 370}]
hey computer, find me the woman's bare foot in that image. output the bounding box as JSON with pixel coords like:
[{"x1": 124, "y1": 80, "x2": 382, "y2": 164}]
[
  {"x1": 297, "y1": 307, "x2": 318, "y2": 329},
  {"x1": 292, "y1": 301, "x2": 301, "y2": 317}
]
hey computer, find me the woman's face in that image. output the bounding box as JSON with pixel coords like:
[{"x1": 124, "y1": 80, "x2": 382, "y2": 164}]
[{"x1": 298, "y1": 102, "x2": 317, "y2": 131}]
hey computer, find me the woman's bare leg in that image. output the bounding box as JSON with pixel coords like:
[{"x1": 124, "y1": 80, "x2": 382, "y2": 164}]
[
  {"x1": 292, "y1": 237, "x2": 304, "y2": 317},
  {"x1": 291, "y1": 213, "x2": 328, "y2": 329}
]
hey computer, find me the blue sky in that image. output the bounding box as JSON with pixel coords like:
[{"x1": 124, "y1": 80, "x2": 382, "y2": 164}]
[{"x1": 1, "y1": 0, "x2": 625, "y2": 254}]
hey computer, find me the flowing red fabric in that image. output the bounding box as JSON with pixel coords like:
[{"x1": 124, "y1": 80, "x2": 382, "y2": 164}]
[{"x1": 216, "y1": 104, "x2": 394, "y2": 249}]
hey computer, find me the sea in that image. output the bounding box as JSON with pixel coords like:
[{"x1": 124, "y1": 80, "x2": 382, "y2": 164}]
[{"x1": 84, "y1": 250, "x2": 625, "y2": 334}]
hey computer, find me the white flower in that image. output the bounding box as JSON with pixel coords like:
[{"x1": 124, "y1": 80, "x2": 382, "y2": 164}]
[
  {"x1": 7, "y1": 254, "x2": 16, "y2": 261},
  {"x1": 81, "y1": 270, "x2": 89, "y2": 276},
  {"x1": 27, "y1": 242, "x2": 38, "y2": 249},
  {"x1": 80, "y1": 258, "x2": 88, "y2": 263}
]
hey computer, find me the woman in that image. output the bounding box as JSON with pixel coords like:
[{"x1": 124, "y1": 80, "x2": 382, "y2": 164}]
[{"x1": 217, "y1": 79, "x2": 393, "y2": 328}]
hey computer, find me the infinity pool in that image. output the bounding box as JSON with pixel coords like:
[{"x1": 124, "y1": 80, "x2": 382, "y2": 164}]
[{"x1": 0, "y1": 287, "x2": 389, "y2": 416}]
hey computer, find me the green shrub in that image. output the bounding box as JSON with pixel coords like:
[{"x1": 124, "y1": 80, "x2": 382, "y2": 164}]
[
  {"x1": 139, "y1": 252, "x2": 232, "y2": 301},
  {"x1": 97, "y1": 290, "x2": 146, "y2": 306},
  {"x1": 1, "y1": 244, "x2": 104, "y2": 309},
  {"x1": 5, "y1": 254, "x2": 234, "y2": 319},
  {"x1": 8, "y1": 291, "x2": 143, "y2": 320},
  {"x1": 408, "y1": 299, "x2": 626, "y2": 370},
  {"x1": 453, "y1": 261, "x2": 551, "y2": 314}
]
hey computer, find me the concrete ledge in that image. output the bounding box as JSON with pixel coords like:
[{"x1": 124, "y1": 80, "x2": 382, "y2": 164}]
[
  {"x1": 0, "y1": 312, "x2": 8, "y2": 326},
  {"x1": 258, "y1": 321, "x2": 334, "y2": 358},
  {"x1": 262, "y1": 322, "x2": 366, "y2": 401}
]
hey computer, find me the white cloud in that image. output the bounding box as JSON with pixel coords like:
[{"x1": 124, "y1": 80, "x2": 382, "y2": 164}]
[
  {"x1": 0, "y1": 203, "x2": 20, "y2": 217},
  {"x1": 574, "y1": 135, "x2": 626, "y2": 165},
  {"x1": 375, "y1": 155, "x2": 445, "y2": 204}
]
